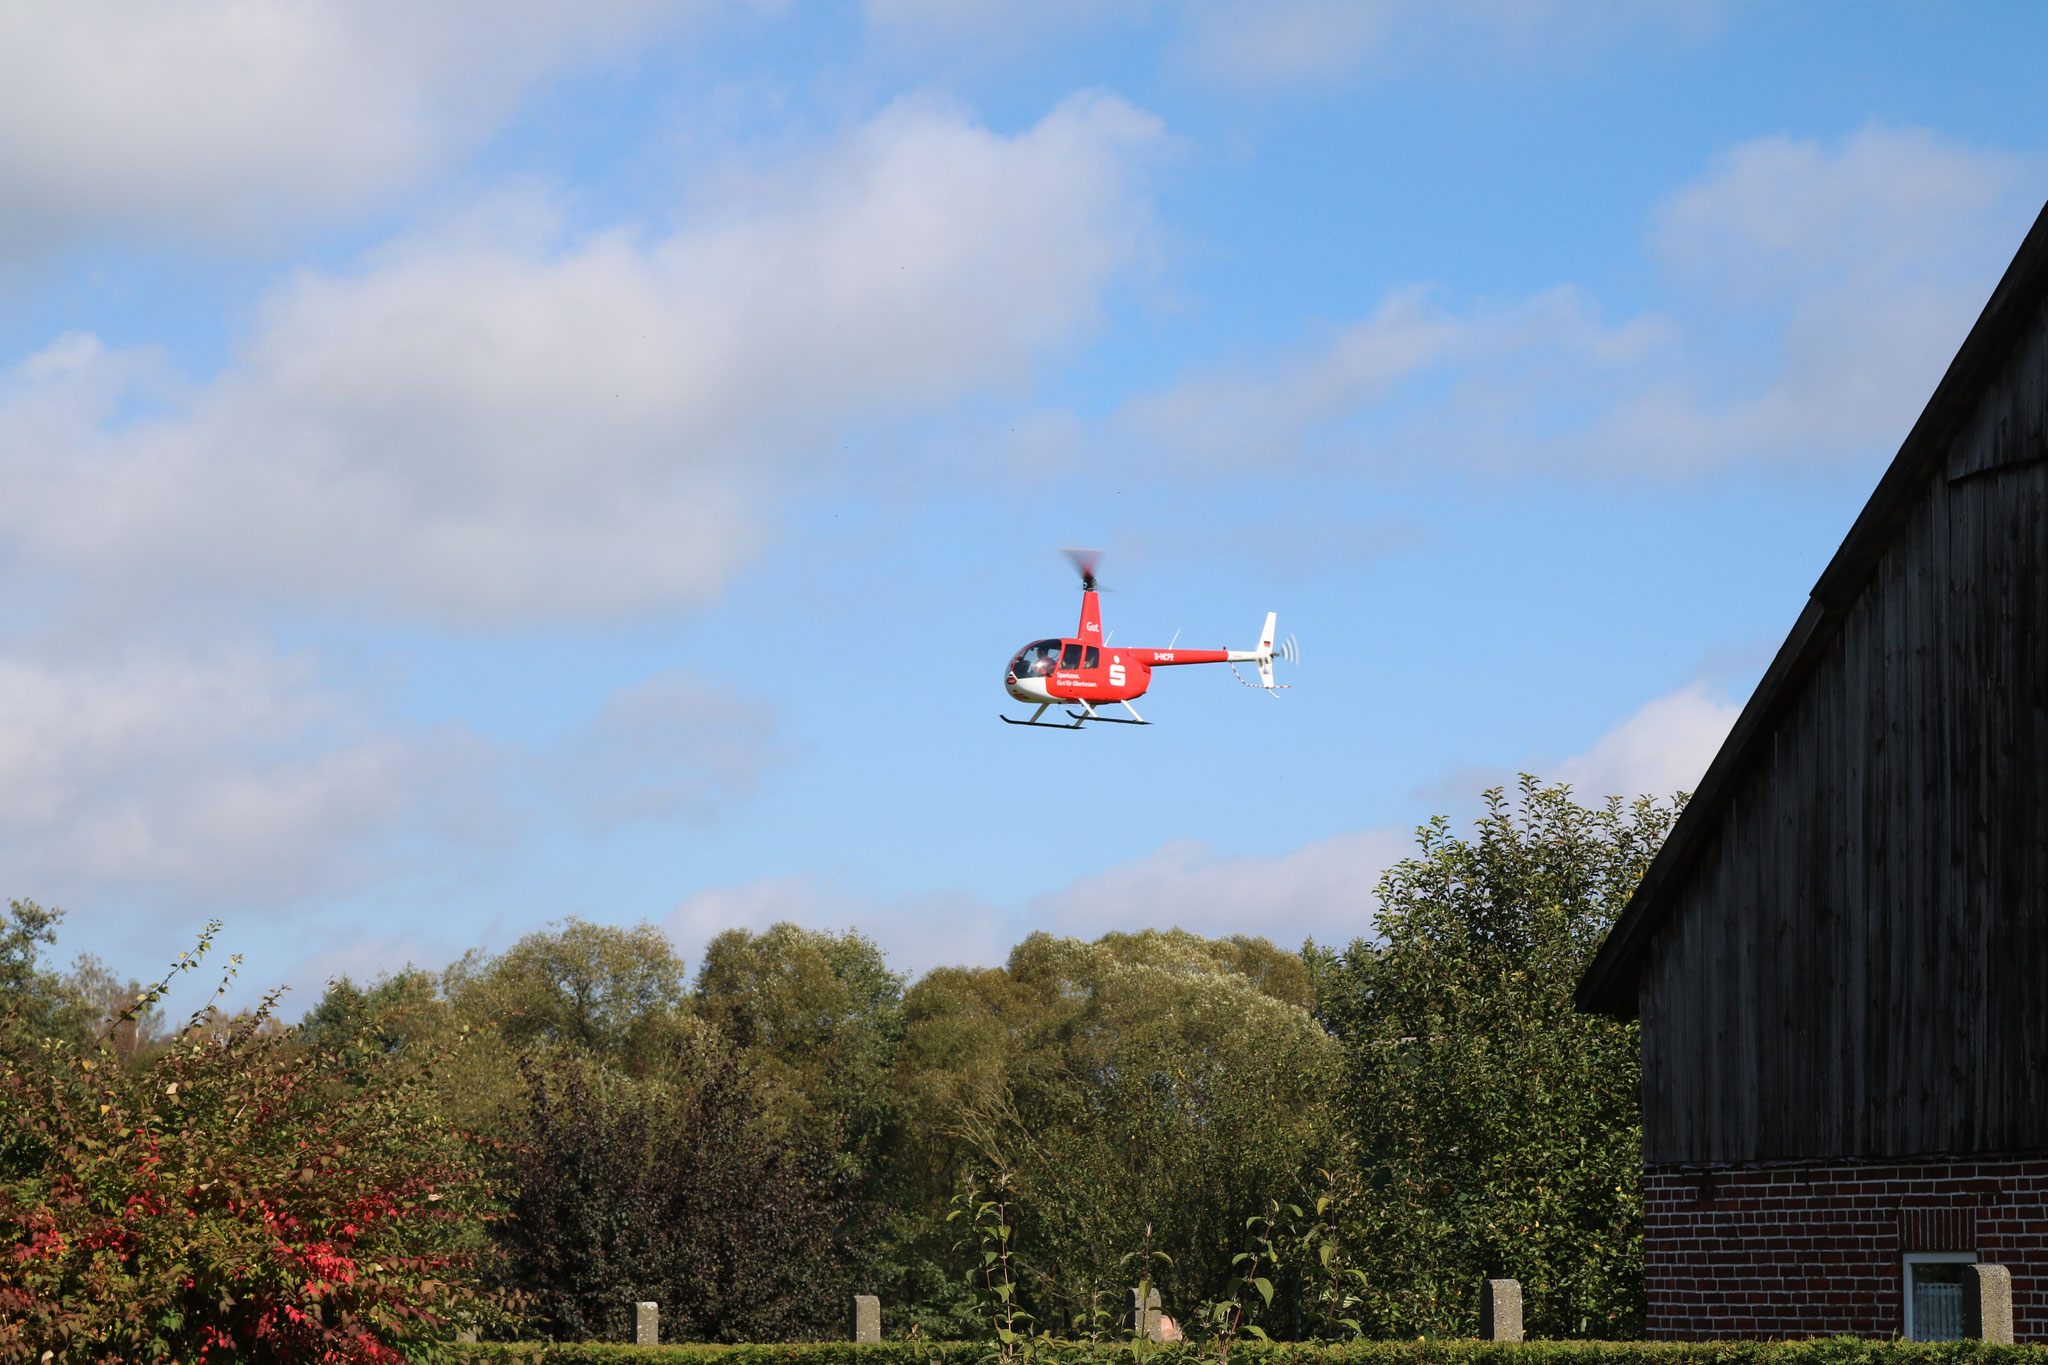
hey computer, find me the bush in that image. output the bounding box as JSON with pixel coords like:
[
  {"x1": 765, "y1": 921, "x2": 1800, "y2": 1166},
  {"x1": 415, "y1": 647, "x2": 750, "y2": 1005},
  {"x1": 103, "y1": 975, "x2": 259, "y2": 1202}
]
[{"x1": 0, "y1": 924, "x2": 509, "y2": 1363}]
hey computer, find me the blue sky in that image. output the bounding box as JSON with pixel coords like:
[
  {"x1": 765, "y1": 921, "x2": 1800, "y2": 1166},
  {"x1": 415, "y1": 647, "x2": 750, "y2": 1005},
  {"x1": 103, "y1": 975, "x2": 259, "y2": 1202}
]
[{"x1": 5, "y1": 0, "x2": 2046, "y2": 1009}]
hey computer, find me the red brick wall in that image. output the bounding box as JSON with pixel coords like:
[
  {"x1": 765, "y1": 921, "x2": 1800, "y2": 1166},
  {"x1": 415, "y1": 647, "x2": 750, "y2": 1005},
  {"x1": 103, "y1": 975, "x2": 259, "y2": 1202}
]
[{"x1": 1645, "y1": 1157, "x2": 2048, "y2": 1341}]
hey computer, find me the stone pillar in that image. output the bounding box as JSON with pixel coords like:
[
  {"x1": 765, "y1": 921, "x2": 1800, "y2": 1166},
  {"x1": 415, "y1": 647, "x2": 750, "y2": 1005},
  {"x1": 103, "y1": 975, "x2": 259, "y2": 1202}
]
[
  {"x1": 1480, "y1": 1279, "x2": 1523, "y2": 1342},
  {"x1": 1965, "y1": 1264, "x2": 2013, "y2": 1344},
  {"x1": 635, "y1": 1301, "x2": 659, "y2": 1345},
  {"x1": 851, "y1": 1294, "x2": 882, "y2": 1343},
  {"x1": 1127, "y1": 1286, "x2": 1164, "y2": 1342}
]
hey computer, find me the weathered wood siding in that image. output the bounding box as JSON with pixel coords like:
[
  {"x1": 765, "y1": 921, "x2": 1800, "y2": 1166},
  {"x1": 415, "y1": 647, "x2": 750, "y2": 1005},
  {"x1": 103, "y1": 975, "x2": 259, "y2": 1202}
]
[{"x1": 1640, "y1": 288, "x2": 2048, "y2": 1165}]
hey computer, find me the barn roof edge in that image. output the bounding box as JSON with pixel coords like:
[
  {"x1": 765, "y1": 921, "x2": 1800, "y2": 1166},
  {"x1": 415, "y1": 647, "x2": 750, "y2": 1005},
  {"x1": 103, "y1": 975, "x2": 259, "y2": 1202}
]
[{"x1": 1575, "y1": 195, "x2": 2048, "y2": 1020}]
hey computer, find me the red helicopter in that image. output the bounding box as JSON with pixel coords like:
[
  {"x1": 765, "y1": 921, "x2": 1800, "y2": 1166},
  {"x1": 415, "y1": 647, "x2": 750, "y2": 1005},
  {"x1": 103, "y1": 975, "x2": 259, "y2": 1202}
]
[{"x1": 1002, "y1": 551, "x2": 1296, "y2": 729}]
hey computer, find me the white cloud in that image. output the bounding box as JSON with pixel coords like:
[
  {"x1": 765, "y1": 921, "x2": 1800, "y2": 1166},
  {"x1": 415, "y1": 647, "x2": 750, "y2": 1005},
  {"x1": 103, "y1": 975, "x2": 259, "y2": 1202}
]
[
  {"x1": 1656, "y1": 125, "x2": 2019, "y2": 287},
  {"x1": 1175, "y1": 0, "x2": 1738, "y2": 89},
  {"x1": 0, "y1": 635, "x2": 790, "y2": 925},
  {"x1": 860, "y1": 0, "x2": 1736, "y2": 90},
  {"x1": 0, "y1": 643, "x2": 498, "y2": 910},
  {"x1": 0, "y1": 93, "x2": 1165, "y2": 621},
  {"x1": 862, "y1": 0, "x2": 1132, "y2": 50},
  {"x1": 555, "y1": 670, "x2": 781, "y2": 826},
  {"x1": 1023, "y1": 827, "x2": 1409, "y2": 949},
  {"x1": 1609, "y1": 124, "x2": 2036, "y2": 468},
  {"x1": 1177, "y1": 0, "x2": 1402, "y2": 86},
  {"x1": 666, "y1": 827, "x2": 1409, "y2": 976},
  {"x1": 1118, "y1": 125, "x2": 2037, "y2": 478},
  {"x1": 1120, "y1": 283, "x2": 1667, "y2": 473},
  {"x1": 0, "y1": 0, "x2": 698, "y2": 254},
  {"x1": 1550, "y1": 681, "x2": 1739, "y2": 803}
]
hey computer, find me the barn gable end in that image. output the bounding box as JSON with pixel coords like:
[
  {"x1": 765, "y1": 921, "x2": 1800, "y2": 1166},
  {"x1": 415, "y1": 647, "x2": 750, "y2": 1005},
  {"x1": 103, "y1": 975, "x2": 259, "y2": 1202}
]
[
  {"x1": 1573, "y1": 199, "x2": 2048, "y2": 1341},
  {"x1": 1579, "y1": 199, "x2": 2048, "y2": 1166}
]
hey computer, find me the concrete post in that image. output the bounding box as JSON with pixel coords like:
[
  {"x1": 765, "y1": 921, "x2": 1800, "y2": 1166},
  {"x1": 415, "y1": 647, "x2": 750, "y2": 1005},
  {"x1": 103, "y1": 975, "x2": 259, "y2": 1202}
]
[
  {"x1": 851, "y1": 1294, "x2": 882, "y2": 1343},
  {"x1": 1965, "y1": 1264, "x2": 2013, "y2": 1344},
  {"x1": 1127, "y1": 1286, "x2": 1164, "y2": 1341},
  {"x1": 1479, "y1": 1279, "x2": 1523, "y2": 1342},
  {"x1": 635, "y1": 1301, "x2": 659, "y2": 1345}
]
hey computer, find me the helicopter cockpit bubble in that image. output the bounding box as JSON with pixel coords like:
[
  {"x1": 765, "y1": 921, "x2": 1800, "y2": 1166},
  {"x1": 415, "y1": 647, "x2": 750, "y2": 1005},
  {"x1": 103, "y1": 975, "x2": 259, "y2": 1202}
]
[{"x1": 1009, "y1": 640, "x2": 1063, "y2": 679}]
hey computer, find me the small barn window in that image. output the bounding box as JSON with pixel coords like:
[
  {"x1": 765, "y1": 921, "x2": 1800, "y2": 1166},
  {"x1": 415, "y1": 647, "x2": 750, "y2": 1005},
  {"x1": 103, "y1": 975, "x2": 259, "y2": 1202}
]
[{"x1": 1903, "y1": 1252, "x2": 1976, "y2": 1341}]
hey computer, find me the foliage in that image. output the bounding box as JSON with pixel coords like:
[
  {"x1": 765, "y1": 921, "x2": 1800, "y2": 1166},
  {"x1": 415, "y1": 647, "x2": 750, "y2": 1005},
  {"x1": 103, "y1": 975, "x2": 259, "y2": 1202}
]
[
  {"x1": 4, "y1": 769, "x2": 1692, "y2": 1350},
  {"x1": 691, "y1": 925, "x2": 909, "y2": 1333},
  {"x1": 948, "y1": 1172, "x2": 1032, "y2": 1362},
  {"x1": 453, "y1": 920, "x2": 692, "y2": 1064},
  {"x1": 446, "y1": 1340, "x2": 2048, "y2": 1365},
  {"x1": 0, "y1": 924, "x2": 508, "y2": 1363},
  {"x1": 500, "y1": 1041, "x2": 852, "y2": 1344},
  {"x1": 303, "y1": 918, "x2": 711, "y2": 1145},
  {"x1": 1317, "y1": 779, "x2": 1681, "y2": 1341},
  {"x1": 694, "y1": 923, "x2": 905, "y2": 1154},
  {"x1": 0, "y1": 900, "x2": 159, "y2": 1059},
  {"x1": 1288, "y1": 1171, "x2": 1369, "y2": 1351},
  {"x1": 694, "y1": 924, "x2": 905, "y2": 1227},
  {"x1": 305, "y1": 920, "x2": 907, "y2": 1344},
  {"x1": 1197, "y1": 1205, "x2": 1279, "y2": 1365},
  {"x1": 946, "y1": 931, "x2": 1343, "y2": 1330},
  {"x1": 0, "y1": 899, "x2": 69, "y2": 1041}
]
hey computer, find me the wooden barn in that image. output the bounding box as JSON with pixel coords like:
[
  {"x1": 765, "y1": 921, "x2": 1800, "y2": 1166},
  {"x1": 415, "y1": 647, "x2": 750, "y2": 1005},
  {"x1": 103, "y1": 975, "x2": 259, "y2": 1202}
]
[{"x1": 1576, "y1": 197, "x2": 2048, "y2": 1342}]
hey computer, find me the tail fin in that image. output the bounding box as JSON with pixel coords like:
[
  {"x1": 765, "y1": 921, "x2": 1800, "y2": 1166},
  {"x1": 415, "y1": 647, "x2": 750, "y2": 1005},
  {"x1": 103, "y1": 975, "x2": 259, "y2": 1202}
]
[{"x1": 1256, "y1": 611, "x2": 1277, "y2": 689}]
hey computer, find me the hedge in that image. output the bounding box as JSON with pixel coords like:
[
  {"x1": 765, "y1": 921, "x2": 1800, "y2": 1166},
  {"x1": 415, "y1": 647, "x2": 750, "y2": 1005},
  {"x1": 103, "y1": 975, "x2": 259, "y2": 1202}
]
[{"x1": 447, "y1": 1341, "x2": 2048, "y2": 1365}]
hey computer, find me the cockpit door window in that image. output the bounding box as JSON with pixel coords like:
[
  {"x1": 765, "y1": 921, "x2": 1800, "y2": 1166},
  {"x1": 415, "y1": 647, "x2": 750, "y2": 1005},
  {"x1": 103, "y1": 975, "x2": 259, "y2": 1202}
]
[
  {"x1": 1083, "y1": 646, "x2": 1100, "y2": 669},
  {"x1": 1060, "y1": 642, "x2": 1083, "y2": 669},
  {"x1": 1011, "y1": 641, "x2": 1062, "y2": 678}
]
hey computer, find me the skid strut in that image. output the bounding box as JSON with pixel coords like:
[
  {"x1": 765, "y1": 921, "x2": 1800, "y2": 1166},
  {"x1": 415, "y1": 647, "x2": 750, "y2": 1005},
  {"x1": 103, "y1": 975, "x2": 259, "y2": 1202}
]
[
  {"x1": 1066, "y1": 699, "x2": 1150, "y2": 726},
  {"x1": 1000, "y1": 699, "x2": 1150, "y2": 729}
]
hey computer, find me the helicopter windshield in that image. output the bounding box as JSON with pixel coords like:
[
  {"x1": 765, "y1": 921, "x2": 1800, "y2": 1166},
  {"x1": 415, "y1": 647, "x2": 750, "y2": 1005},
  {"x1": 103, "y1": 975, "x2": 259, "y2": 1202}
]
[{"x1": 1010, "y1": 640, "x2": 1063, "y2": 678}]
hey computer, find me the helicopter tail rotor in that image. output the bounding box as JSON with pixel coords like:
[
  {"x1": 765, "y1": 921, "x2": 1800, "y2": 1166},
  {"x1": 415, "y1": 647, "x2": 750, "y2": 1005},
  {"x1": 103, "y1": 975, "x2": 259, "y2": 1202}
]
[
  {"x1": 1237, "y1": 612, "x2": 1300, "y2": 691},
  {"x1": 1245, "y1": 618, "x2": 1294, "y2": 687}
]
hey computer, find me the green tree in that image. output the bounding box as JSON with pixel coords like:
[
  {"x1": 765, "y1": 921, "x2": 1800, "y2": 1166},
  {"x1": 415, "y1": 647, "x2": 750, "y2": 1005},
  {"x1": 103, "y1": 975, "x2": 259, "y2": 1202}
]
[
  {"x1": 307, "y1": 917, "x2": 709, "y2": 1133},
  {"x1": 907, "y1": 929, "x2": 1342, "y2": 1334},
  {"x1": 693, "y1": 922, "x2": 905, "y2": 1161},
  {"x1": 882, "y1": 962, "x2": 1037, "y2": 1338},
  {"x1": 445, "y1": 918, "x2": 694, "y2": 1066},
  {"x1": 0, "y1": 900, "x2": 159, "y2": 1060},
  {"x1": 1317, "y1": 778, "x2": 1678, "y2": 1340},
  {"x1": 0, "y1": 900, "x2": 68, "y2": 1042},
  {"x1": 302, "y1": 967, "x2": 452, "y2": 1081},
  {"x1": 501, "y1": 1041, "x2": 851, "y2": 1343}
]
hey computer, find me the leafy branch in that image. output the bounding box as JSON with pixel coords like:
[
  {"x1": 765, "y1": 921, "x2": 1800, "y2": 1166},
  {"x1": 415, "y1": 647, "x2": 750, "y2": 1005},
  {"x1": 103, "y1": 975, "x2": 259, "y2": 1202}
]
[
  {"x1": 950, "y1": 1170, "x2": 1032, "y2": 1364},
  {"x1": 1199, "y1": 1204, "x2": 1278, "y2": 1365}
]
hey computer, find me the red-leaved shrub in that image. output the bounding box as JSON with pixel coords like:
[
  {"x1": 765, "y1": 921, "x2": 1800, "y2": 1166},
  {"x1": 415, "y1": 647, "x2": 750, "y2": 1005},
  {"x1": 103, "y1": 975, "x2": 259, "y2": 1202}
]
[{"x1": 0, "y1": 925, "x2": 513, "y2": 1363}]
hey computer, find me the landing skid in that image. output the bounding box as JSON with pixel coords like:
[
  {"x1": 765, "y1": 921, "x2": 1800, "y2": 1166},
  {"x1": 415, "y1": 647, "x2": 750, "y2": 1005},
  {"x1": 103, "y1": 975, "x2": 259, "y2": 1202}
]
[
  {"x1": 999, "y1": 712, "x2": 1084, "y2": 729},
  {"x1": 998, "y1": 700, "x2": 1150, "y2": 728}
]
